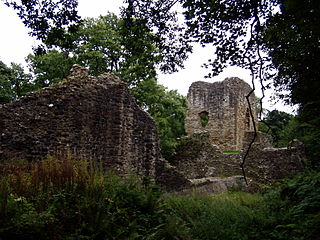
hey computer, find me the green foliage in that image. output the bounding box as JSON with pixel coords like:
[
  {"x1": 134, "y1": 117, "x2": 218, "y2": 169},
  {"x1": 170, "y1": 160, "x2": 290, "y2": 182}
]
[
  {"x1": 163, "y1": 192, "x2": 272, "y2": 240},
  {"x1": 74, "y1": 14, "x2": 123, "y2": 76},
  {"x1": 264, "y1": 0, "x2": 320, "y2": 106},
  {"x1": 27, "y1": 13, "x2": 161, "y2": 88},
  {"x1": 260, "y1": 109, "x2": 320, "y2": 168},
  {"x1": 0, "y1": 156, "x2": 165, "y2": 240},
  {"x1": 26, "y1": 50, "x2": 75, "y2": 89},
  {"x1": 265, "y1": 172, "x2": 320, "y2": 239},
  {"x1": 294, "y1": 108, "x2": 320, "y2": 169},
  {"x1": 259, "y1": 110, "x2": 296, "y2": 147},
  {"x1": 0, "y1": 61, "x2": 33, "y2": 104},
  {"x1": 223, "y1": 150, "x2": 241, "y2": 155},
  {"x1": 134, "y1": 79, "x2": 187, "y2": 159},
  {"x1": 199, "y1": 111, "x2": 209, "y2": 127},
  {"x1": 121, "y1": 0, "x2": 192, "y2": 73},
  {"x1": 1, "y1": 157, "x2": 319, "y2": 239}
]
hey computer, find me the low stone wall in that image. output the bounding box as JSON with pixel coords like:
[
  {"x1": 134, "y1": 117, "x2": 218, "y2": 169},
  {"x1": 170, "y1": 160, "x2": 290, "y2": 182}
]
[
  {"x1": 245, "y1": 141, "x2": 305, "y2": 182},
  {"x1": 155, "y1": 159, "x2": 191, "y2": 192},
  {"x1": 171, "y1": 132, "x2": 305, "y2": 184},
  {"x1": 187, "y1": 176, "x2": 248, "y2": 194},
  {"x1": 243, "y1": 131, "x2": 273, "y2": 149}
]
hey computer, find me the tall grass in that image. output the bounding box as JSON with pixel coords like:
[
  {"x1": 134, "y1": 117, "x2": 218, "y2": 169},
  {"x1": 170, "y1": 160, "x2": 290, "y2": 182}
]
[
  {"x1": 0, "y1": 156, "x2": 319, "y2": 240},
  {"x1": 0, "y1": 156, "x2": 164, "y2": 240},
  {"x1": 162, "y1": 192, "x2": 273, "y2": 240}
]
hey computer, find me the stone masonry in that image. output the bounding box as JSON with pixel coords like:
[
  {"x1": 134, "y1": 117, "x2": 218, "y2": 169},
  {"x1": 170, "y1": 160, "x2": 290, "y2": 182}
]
[
  {"x1": 0, "y1": 66, "x2": 160, "y2": 179},
  {"x1": 171, "y1": 132, "x2": 305, "y2": 184},
  {"x1": 185, "y1": 77, "x2": 258, "y2": 151}
]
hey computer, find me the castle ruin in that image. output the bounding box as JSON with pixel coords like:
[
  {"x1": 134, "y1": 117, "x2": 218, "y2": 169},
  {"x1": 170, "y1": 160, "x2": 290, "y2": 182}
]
[
  {"x1": 185, "y1": 77, "x2": 258, "y2": 151},
  {"x1": 0, "y1": 66, "x2": 160, "y2": 179}
]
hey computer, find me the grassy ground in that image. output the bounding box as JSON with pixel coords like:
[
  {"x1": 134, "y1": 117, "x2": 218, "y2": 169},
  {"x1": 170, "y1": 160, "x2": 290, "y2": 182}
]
[{"x1": 0, "y1": 156, "x2": 319, "y2": 240}]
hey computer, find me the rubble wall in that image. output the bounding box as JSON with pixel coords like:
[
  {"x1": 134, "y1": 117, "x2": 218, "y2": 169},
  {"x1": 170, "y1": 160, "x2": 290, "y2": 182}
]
[
  {"x1": 0, "y1": 69, "x2": 160, "y2": 179},
  {"x1": 185, "y1": 78, "x2": 258, "y2": 151}
]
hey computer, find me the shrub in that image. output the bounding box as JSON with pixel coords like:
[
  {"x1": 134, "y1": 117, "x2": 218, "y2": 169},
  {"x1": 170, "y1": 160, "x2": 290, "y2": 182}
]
[
  {"x1": 0, "y1": 156, "x2": 165, "y2": 240},
  {"x1": 265, "y1": 171, "x2": 320, "y2": 240}
]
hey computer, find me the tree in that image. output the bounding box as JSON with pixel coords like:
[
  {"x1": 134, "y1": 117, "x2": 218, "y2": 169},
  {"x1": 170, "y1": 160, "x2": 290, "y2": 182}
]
[
  {"x1": 72, "y1": 14, "x2": 123, "y2": 76},
  {"x1": 25, "y1": 13, "x2": 188, "y2": 160},
  {"x1": 0, "y1": 61, "x2": 14, "y2": 104},
  {"x1": 132, "y1": 78, "x2": 187, "y2": 159},
  {"x1": 0, "y1": 61, "x2": 33, "y2": 104},
  {"x1": 264, "y1": 0, "x2": 320, "y2": 106},
  {"x1": 121, "y1": 0, "x2": 192, "y2": 74},
  {"x1": 26, "y1": 50, "x2": 75, "y2": 89},
  {"x1": 124, "y1": 0, "x2": 320, "y2": 168},
  {"x1": 125, "y1": 0, "x2": 319, "y2": 104},
  {"x1": 259, "y1": 110, "x2": 296, "y2": 147}
]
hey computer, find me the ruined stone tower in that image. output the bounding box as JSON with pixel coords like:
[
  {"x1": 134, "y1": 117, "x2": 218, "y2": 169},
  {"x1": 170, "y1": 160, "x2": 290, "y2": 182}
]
[{"x1": 185, "y1": 77, "x2": 258, "y2": 151}]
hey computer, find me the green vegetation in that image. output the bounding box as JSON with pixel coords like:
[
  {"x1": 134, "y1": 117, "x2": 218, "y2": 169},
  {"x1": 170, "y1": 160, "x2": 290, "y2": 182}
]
[
  {"x1": 223, "y1": 150, "x2": 241, "y2": 155},
  {"x1": 259, "y1": 109, "x2": 320, "y2": 169},
  {"x1": 1, "y1": 1, "x2": 319, "y2": 238},
  {"x1": 0, "y1": 157, "x2": 164, "y2": 240},
  {"x1": 259, "y1": 110, "x2": 296, "y2": 148},
  {"x1": 0, "y1": 157, "x2": 319, "y2": 240},
  {"x1": 0, "y1": 13, "x2": 188, "y2": 160},
  {"x1": 199, "y1": 111, "x2": 209, "y2": 127},
  {"x1": 0, "y1": 61, "x2": 34, "y2": 104}
]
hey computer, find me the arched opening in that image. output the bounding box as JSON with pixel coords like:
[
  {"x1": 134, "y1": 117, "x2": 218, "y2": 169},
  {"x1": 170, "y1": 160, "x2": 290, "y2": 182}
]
[{"x1": 199, "y1": 111, "x2": 209, "y2": 127}]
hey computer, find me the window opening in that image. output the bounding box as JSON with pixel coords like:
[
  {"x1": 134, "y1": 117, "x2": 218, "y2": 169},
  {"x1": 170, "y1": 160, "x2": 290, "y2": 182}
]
[{"x1": 199, "y1": 111, "x2": 209, "y2": 127}]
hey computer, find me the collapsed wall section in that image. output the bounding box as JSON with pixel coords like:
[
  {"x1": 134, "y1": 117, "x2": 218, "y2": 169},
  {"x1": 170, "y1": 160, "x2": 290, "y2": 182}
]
[{"x1": 0, "y1": 70, "x2": 160, "y2": 179}]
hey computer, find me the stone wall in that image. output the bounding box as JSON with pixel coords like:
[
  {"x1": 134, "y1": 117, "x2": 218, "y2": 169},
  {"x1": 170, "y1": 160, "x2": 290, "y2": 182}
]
[
  {"x1": 171, "y1": 133, "x2": 305, "y2": 184},
  {"x1": 185, "y1": 78, "x2": 258, "y2": 151},
  {"x1": 0, "y1": 66, "x2": 160, "y2": 179},
  {"x1": 245, "y1": 141, "x2": 306, "y2": 182}
]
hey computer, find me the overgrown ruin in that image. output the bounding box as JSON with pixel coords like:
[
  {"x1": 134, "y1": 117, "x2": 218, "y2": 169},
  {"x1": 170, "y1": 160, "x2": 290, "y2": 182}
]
[
  {"x1": 185, "y1": 77, "x2": 259, "y2": 151},
  {"x1": 0, "y1": 70, "x2": 306, "y2": 193},
  {"x1": 171, "y1": 77, "x2": 305, "y2": 191},
  {"x1": 0, "y1": 66, "x2": 161, "y2": 179}
]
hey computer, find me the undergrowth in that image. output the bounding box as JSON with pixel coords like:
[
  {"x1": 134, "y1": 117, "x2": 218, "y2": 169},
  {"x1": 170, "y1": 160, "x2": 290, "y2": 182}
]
[
  {"x1": 0, "y1": 156, "x2": 319, "y2": 239},
  {"x1": 0, "y1": 156, "x2": 164, "y2": 240}
]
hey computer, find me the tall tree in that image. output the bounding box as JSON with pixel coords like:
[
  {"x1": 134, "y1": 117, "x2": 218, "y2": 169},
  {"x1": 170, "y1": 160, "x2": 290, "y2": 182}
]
[
  {"x1": 26, "y1": 50, "x2": 75, "y2": 88},
  {"x1": 124, "y1": 0, "x2": 320, "y2": 167},
  {"x1": 132, "y1": 78, "x2": 187, "y2": 159},
  {"x1": 259, "y1": 110, "x2": 295, "y2": 147},
  {"x1": 124, "y1": 0, "x2": 319, "y2": 103}
]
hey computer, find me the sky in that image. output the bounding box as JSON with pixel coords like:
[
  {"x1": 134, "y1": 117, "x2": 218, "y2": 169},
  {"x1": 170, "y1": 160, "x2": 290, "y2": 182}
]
[{"x1": 0, "y1": 0, "x2": 295, "y2": 114}]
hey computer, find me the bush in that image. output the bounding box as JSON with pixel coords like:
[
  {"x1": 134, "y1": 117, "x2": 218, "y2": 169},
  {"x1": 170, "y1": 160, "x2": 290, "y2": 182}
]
[
  {"x1": 0, "y1": 156, "x2": 165, "y2": 240},
  {"x1": 265, "y1": 171, "x2": 320, "y2": 240}
]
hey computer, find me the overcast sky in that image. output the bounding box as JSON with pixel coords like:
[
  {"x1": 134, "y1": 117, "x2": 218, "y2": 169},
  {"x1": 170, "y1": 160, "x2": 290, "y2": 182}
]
[{"x1": 0, "y1": 0, "x2": 294, "y2": 113}]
